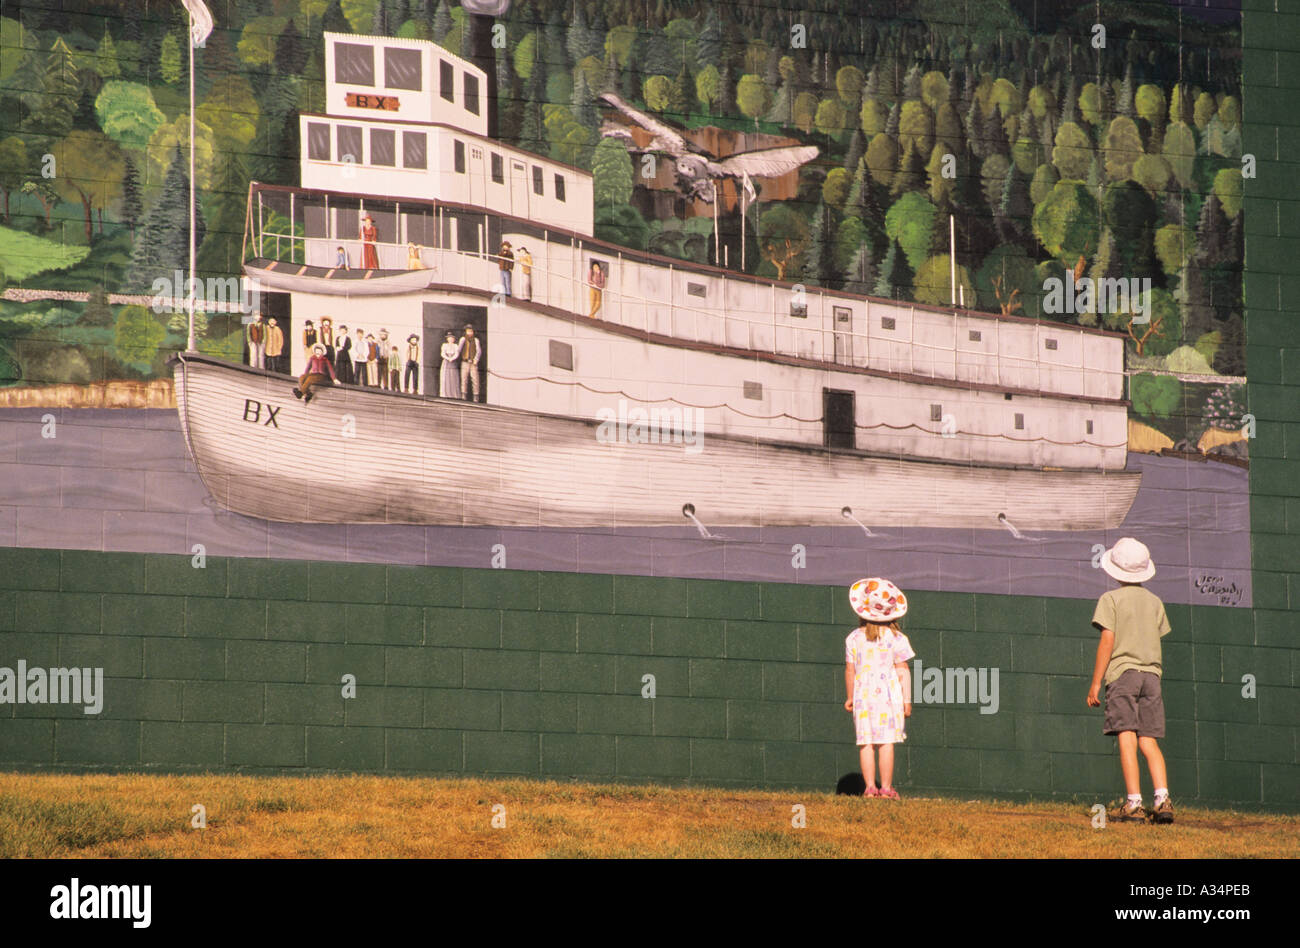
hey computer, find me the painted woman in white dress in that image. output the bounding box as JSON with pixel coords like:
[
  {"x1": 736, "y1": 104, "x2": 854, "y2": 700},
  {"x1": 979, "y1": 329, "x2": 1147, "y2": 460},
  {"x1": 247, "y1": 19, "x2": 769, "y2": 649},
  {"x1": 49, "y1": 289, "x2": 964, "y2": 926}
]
[{"x1": 439, "y1": 332, "x2": 461, "y2": 398}]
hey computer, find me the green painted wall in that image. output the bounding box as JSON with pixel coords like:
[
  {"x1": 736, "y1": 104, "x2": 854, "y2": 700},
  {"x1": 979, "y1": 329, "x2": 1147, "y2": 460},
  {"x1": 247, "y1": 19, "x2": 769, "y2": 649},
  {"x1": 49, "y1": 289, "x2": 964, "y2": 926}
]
[
  {"x1": 0, "y1": 548, "x2": 1294, "y2": 807},
  {"x1": 0, "y1": 1, "x2": 1297, "y2": 808}
]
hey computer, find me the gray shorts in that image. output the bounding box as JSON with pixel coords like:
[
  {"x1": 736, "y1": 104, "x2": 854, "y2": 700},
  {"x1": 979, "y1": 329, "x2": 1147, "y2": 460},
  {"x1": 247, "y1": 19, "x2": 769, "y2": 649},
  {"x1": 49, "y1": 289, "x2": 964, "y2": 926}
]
[{"x1": 1103, "y1": 669, "x2": 1165, "y2": 738}]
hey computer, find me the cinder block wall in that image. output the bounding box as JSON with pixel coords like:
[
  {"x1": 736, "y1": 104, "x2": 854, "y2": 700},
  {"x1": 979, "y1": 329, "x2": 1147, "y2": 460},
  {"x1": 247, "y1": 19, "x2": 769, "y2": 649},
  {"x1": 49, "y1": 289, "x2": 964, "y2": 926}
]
[{"x1": 1, "y1": 548, "x2": 1294, "y2": 808}]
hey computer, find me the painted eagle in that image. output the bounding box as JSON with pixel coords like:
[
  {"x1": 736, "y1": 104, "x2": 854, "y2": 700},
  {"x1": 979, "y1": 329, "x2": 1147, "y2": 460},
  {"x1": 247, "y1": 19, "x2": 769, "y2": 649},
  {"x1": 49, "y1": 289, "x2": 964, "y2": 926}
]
[{"x1": 597, "y1": 93, "x2": 819, "y2": 203}]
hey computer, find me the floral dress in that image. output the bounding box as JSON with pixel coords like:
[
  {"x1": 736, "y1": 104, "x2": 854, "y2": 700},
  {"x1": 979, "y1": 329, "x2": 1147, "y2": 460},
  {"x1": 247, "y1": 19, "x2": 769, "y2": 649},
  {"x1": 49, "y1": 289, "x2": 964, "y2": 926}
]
[{"x1": 846, "y1": 628, "x2": 915, "y2": 746}]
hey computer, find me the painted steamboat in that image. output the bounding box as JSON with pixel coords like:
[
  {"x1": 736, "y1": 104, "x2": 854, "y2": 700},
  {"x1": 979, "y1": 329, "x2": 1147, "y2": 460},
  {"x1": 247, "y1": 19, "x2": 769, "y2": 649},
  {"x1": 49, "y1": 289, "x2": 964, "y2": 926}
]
[{"x1": 172, "y1": 30, "x2": 1140, "y2": 531}]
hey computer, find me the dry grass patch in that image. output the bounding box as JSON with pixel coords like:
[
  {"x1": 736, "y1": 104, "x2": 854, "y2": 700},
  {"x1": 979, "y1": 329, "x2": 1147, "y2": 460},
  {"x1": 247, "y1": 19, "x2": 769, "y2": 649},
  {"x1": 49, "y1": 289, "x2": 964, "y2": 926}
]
[{"x1": 0, "y1": 773, "x2": 1295, "y2": 858}]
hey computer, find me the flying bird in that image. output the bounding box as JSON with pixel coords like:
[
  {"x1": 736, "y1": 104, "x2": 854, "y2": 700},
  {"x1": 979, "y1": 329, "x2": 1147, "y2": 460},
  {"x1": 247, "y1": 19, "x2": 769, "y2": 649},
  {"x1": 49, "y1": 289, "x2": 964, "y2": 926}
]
[{"x1": 598, "y1": 93, "x2": 819, "y2": 203}]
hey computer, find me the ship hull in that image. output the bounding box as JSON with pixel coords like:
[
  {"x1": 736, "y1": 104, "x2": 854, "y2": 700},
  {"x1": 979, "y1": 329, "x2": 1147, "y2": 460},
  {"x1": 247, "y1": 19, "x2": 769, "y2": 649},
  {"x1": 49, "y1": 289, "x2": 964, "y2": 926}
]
[{"x1": 172, "y1": 354, "x2": 1141, "y2": 530}]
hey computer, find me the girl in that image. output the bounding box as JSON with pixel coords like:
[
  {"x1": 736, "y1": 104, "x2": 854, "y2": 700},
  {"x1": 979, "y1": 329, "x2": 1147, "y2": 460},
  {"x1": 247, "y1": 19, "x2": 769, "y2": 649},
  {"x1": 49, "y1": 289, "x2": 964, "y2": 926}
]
[{"x1": 844, "y1": 577, "x2": 914, "y2": 798}]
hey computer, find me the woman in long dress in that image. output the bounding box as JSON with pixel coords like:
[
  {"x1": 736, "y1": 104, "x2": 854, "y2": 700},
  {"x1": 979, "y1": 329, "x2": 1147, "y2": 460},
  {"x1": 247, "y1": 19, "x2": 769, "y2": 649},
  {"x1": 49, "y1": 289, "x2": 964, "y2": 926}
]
[
  {"x1": 360, "y1": 214, "x2": 380, "y2": 270},
  {"x1": 439, "y1": 332, "x2": 461, "y2": 398}
]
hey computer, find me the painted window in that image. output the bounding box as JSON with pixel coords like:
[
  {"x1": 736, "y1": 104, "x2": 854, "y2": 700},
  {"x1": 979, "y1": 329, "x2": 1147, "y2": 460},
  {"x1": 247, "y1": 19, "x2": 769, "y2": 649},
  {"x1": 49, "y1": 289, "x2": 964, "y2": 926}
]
[
  {"x1": 335, "y1": 42, "x2": 374, "y2": 85},
  {"x1": 454, "y1": 140, "x2": 465, "y2": 173},
  {"x1": 532, "y1": 165, "x2": 544, "y2": 195},
  {"x1": 743, "y1": 381, "x2": 763, "y2": 400},
  {"x1": 403, "y1": 131, "x2": 426, "y2": 169},
  {"x1": 337, "y1": 125, "x2": 363, "y2": 164},
  {"x1": 439, "y1": 61, "x2": 454, "y2": 101},
  {"x1": 464, "y1": 73, "x2": 480, "y2": 115},
  {"x1": 969, "y1": 329, "x2": 981, "y2": 341},
  {"x1": 881, "y1": 316, "x2": 896, "y2": 330},
  {"x1": 549, "y1": 340, "x2": 573, "y2": 371},
  {"x1": 307, "y1": 122, "x2": 331, "y2": 161},
  {"x1": 491, "y1": 153, "x2": 504, "y2": 183},
  {"x1": 370, "y1": 128, "x2": 396, "y2": 166},
  {"x1": 384, "y1": 47, "x2": 421, "y2": 90},
  {"x1": 554, "y1": 173, "x2": 566, "y2": 201},
  {"x1": 1014, "y1": 413, "x2": 1025, "y2": 430}
]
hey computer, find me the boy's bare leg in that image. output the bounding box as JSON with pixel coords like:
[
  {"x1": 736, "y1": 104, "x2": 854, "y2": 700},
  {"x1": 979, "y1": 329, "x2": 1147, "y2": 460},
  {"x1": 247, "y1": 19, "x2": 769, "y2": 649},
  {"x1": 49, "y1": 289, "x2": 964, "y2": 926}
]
[
  {"x1": 877, "y1": 743, "x2": 895, "y2": 789},
  {"x1": 1138, "y1": 737, "x2": 1167, "y2": 790},
  {"x1": 859, "y1": 745, "x2": 876, "y2": 790},
  {"x1": 1117, "y1": 730, "x2": 1141, "y2": 796}
]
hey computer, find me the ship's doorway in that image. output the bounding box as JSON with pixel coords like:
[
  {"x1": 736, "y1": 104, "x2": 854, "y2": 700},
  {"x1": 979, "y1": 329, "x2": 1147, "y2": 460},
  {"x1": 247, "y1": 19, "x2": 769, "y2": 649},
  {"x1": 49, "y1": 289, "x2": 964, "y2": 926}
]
[
  {"x1": 423, "y1": 302, "x2": 488, "y2": 402},
  {"x1": 245, "y1": 291, "x2": 293, "y2": 374},
  {"x1": 823, "y1": 389, "x2": 856, "y2": 449},
  {"x1": 468, "y1": 144, "x2": 485, "y2": 208},
  {"x1": 833, "y1": 306, "x2": 853, "y2": 366},
  {"x1": 509, "y1": 160, "x2": 529, "y2": 219}
]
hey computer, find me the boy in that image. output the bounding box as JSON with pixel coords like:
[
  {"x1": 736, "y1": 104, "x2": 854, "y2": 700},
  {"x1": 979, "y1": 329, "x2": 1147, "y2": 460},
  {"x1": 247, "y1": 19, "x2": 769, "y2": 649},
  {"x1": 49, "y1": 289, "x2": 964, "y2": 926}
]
[{"x1": 1086, "y1": 537, "x2": 1174, "y2": 824}]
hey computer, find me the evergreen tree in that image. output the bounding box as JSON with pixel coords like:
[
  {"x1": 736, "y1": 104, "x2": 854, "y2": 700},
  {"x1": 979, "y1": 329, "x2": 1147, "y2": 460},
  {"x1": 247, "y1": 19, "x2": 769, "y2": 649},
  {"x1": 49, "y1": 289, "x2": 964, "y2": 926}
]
[
  {"x1": 844, "y1": 128, "x2": 866, "y2": 173},
  {"x1": 982, "y1": 103, "x2": 1009, "y2": 156},
  {"x1": 198, "y1": 152, "x2": 250, "y2": 277},
  {"x1": 668, "y1": 64, "x2": 691, "y2": 116},
  {"x1": 716, "y1": 64, "x2": 734, "y2": 117},
  {"x1": 902, "y1": 62, "x2": 923, "y2": 101},
  {"x1": 842, "y1": 241, "x2": 876, "y2": 296},
  {"x1": 884, "y1": 100, "x2": 900, "y2": 138},
  {"x1": 519, "y1": 41, "x2": 547, "y2": 151},
  {"x1": 128, "y1": 146, "x2": 193, "y2": 291},
  {"x1": 1195, "y1": 193, "x2": 1231, "y2": 264},
  {"x1": 121, "y1": 156, "x2": 142, "y2": 237},
  {"x1": 276, "y1": 19, "x2": 307, "y2": 76},
  {"x1": 32, "y1": 38, "x2": 79, "y2": 143},
  {"x1": 587, "y1": 10, "x2": 608, "y2": 65},
  {"x1": 322, "y1": 0, "x2": 350, "y2": 34},
  {"x1": 803, "y1": 199, "x2": 835, "y2": 287},
  {"x1": 891, "y1": 142, "x2": 922, "y2": 198},
  {"x1": 567, "y1": 4, "x2": 591, "y2": 68},
  {"x1": 621, "y1": 43, "x2": 641, "y2": 102},
  {"x1": 96, "y1": 25, "x2": 121, "y2": 80},
  {"x1": 572, "y1": 68, "x2": 597, "y2": 129},
  {"x1": 432, "y1": 0, "x2": 452, "y2": 41},
  {"x1": 1117, "y1": 63, "x2": 1135, "y2": 118},
  {"x1": 372, "y1": 2, "x2": 390, "y2": 34},
  {"x1": 696, "y1": 6, "x2": 722, "y2": 71},
  {"x1": 873, "y1": 238, "x2": 912, "y2": 299},
  {"x1": 82, "y1": 284, "x2": 114, "y2": 327}
]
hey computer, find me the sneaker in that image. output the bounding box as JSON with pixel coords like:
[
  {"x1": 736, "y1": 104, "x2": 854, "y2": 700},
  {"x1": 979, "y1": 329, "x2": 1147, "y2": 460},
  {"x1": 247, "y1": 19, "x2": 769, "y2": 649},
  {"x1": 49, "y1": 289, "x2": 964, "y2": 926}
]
[
  {"x1": 1111, "y1": 800, "x2": 1148, "y2": 823},
  {"x1": 1150, "y1": 797, "x2": 1174, "y2": 824},
  {"x1": 879, "y1": 788, "x2": 900, "y2": 800}
]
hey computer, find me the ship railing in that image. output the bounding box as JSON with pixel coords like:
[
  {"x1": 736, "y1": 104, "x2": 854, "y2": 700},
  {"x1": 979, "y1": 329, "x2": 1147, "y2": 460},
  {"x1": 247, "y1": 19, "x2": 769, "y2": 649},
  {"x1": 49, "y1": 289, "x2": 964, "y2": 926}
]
[{"x1": 254, "y1": 227, "x2": 1121, "y2": 400}]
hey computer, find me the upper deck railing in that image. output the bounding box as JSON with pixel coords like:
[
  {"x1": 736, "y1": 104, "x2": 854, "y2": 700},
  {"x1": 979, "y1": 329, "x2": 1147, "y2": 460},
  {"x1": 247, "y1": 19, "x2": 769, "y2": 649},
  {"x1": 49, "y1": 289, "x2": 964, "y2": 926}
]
[{"x1": 250, "y1": 187, "x2": 1128, "y2": 404}]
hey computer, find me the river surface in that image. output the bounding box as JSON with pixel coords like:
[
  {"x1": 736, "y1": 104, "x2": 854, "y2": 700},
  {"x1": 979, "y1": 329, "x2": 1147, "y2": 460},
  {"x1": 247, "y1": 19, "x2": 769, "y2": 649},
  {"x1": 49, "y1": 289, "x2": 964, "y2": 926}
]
[{"x1": 0, "y1": 408, "x2": 1251, "y2": 608}]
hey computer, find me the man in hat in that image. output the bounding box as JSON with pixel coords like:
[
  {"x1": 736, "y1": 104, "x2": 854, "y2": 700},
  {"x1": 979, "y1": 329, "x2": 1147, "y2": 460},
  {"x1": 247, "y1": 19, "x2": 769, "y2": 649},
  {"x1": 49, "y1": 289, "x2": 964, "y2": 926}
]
[
  {"x1": 377, "y1": 328, "x2": 391, "y2": 389},
  {"x1": 1086, "y1": 537, "x2": 1174, "y2": 825},
  {"x1": 366, "y1": 333, "x2": 380, "y2": 386},
  {"x1": 458, "y1": 324, "x2": 482, "y2": 402},
  {"x1": 265, "y1": 317, "x2": 285, "y2": 373},
  {"x1": 247, "y1": 312, "x2": 266, "y2": 369},
  {"x1": 404, "y1": 334, "x2": 421, "y2": 393},
  {"x1": 497, "y1": 240, "x2": 514, "y2": 297},
  {"x1": 350, "y1": 326, "x2": 368, "y2": 386},
  {"x1": 334, "y1": 324, "x2": 353, "y2": 384},
  {"x1": 293, "y1": 344, "x2": 337, "y2": 403}
]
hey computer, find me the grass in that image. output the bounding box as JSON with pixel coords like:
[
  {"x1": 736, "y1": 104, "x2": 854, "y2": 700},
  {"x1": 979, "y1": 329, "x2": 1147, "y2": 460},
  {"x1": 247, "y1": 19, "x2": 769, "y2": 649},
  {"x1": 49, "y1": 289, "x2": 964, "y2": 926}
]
[
  {"x1": 0, "y1": 224, "x2": 92, "y2": 282},
  {"x1": 1, "y1": 773, "x2": 1296, "y2": 858}
]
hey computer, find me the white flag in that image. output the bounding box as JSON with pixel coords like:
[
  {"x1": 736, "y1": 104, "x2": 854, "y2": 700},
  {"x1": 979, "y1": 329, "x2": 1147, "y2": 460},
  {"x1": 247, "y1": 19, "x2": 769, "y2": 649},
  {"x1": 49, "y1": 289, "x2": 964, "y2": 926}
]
[
  {"x1": 741, "y1": 170, "x2": 757, "y2": 204},
  {"x1": 179, "y1": 0, "x2": 214, "y2": 48}
]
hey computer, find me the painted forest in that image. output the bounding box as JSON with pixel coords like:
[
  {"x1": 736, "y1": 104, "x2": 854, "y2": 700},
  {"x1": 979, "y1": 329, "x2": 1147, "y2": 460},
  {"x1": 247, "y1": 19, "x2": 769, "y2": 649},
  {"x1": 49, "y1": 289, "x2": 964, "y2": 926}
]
[{"x1": 0, "y1": 0, "x2": 1245, "y2": 444}]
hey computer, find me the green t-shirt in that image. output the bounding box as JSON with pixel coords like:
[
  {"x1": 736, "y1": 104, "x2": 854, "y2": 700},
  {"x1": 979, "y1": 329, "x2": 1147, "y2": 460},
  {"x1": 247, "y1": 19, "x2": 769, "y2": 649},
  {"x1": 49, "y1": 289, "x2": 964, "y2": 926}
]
[{"x1": 1092, "y1": 584, "x2": 1171, "y2": 685}]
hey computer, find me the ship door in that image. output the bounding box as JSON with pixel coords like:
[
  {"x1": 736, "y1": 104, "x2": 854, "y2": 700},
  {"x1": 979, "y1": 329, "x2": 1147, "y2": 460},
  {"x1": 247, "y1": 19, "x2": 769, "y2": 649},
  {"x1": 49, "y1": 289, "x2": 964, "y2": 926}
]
[
  {"x1": 510, "y1": 160, "x2": 529, "y2": 218},
  {"x1": 823, "y1": 389, "x2": 856, "y2": 449},
  {"x1": 833, "y1": 306, "x2": 853, "y2": 366},
  {"x1": 468, "y1": 145, "x2": 486, "y2": 207}
]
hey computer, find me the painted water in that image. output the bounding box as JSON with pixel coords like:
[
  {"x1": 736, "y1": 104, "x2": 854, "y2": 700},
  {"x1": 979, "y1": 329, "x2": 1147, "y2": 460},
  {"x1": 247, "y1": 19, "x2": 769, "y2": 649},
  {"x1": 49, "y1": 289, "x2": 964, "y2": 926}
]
[{"x1": 0, "y1": 408, "x2": 1250, "y2": 608}]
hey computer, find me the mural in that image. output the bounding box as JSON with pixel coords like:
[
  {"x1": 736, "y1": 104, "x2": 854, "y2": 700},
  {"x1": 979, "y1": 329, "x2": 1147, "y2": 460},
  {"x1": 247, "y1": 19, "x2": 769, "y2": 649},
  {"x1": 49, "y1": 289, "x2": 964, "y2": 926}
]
[{"x1": 0, "y1": 0, "x2": 1249, "y2": 606}]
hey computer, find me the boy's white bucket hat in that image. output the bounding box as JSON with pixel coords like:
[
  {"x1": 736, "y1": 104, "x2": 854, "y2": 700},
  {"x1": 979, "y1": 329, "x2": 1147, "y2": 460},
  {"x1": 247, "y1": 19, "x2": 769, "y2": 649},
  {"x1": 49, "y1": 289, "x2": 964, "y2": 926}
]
[{"x1": 1101, "y1": 537, "x2": 1156, "y2": 583}]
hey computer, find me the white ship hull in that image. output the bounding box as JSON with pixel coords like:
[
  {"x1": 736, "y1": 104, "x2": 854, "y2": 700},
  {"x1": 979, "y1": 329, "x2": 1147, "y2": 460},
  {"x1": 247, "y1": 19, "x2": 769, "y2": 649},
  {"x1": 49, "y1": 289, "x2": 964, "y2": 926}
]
[{"x1": 172, "y1": 353, "x2": 1141, "y2": 530}]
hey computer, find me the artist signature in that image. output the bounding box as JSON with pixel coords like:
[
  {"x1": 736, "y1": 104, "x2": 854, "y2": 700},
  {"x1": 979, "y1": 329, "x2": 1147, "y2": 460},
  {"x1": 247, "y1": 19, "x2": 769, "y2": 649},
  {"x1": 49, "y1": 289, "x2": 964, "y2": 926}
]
[{"x1": 1194, "y1": 574, "x2": 1243, "y2": 606}]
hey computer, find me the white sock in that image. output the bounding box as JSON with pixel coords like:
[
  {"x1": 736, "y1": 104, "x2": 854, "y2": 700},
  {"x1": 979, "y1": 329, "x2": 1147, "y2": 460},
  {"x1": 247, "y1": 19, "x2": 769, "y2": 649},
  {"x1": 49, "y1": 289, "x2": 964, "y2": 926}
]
[
  {"x1": 1127, "y1": 793, "x2": 1143, "y2": 807},
  {"x1": 1154, "y1": 788, "x2": 1169, "y2": 804}
]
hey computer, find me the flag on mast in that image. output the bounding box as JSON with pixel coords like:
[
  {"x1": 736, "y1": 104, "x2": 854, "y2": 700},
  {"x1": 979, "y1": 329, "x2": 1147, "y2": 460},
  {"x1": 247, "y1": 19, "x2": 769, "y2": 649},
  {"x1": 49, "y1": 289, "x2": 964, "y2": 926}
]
[
  {"x1": 741, "y1": 170, "x2": 757, "y2": 205},
  {"x1": 179, "y1": 0, "x2": 214, "y2": 47}
]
